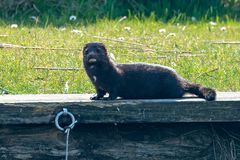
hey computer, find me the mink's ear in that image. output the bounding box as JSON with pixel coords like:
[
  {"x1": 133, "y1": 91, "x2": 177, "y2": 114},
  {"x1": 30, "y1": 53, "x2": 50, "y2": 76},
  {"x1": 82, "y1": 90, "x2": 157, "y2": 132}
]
[{"x1": 98, "y1": 43, "x2": 107, "y2": 54}]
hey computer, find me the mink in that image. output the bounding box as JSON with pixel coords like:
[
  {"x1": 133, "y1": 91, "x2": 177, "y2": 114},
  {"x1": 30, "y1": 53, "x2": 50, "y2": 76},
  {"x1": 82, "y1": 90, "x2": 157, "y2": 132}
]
[{"x1": 83, "y1": 42, "x2": 216, "y2": 101}]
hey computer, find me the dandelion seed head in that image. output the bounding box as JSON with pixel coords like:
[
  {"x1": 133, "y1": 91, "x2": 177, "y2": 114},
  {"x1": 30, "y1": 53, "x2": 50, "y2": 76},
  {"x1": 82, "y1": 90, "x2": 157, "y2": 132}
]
[
  {"x1": 220, "y1": 26, "x2": 227, "y2": 31},
  {"x1": 59, "y1": 27, "x2": 66, "y2": 31},
  {"x1": 30, "y1": 16, "x2": 37, "y2": 21},
  {"x1": 191, "y1": 17, "x2": 197, "y2": 22},
  {"x1": 159, "y1": 28, "x2": 166, "y2": 33},
  {"x1": 124, "y1": 26, "x2": 131, "y2": 32},
  {"x1": 209, "y1": 21, "x2": 217, "y2": 26},
  {"x1": 167, "y1": 33, "x2": 176, "y2": 37},
  {"x1": 10, "y1": 24, "x2": 18, "y2": 28},
  {"x1": 118, "y1": 37, "x2": 125, "y2": 41},
  {"x1": 69, "y1": 15, "x2": 77, "y2": 21}
]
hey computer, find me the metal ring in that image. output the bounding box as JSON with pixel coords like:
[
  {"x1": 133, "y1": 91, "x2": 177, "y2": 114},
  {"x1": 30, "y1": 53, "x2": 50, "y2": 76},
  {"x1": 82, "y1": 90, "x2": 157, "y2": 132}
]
[{"x1": 55, "y1": 108, "x2": 77, "y2": 132}]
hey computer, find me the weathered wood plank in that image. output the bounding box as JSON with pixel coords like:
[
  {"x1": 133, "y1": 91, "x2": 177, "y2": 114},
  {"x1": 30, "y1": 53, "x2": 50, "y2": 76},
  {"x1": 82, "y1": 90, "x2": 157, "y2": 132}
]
[
  {"x1": 0, "y1": 92, "x2": 240, "y2": 124},
  {"x1": 1, "y1": 92, "x2": 240, "y2": 103},
  {"x1": 1, "y1": 93, "x2": 240, "y2": 160},
  {"x1": 1, "y1": 123, "x2": 240, "y2": 160}
]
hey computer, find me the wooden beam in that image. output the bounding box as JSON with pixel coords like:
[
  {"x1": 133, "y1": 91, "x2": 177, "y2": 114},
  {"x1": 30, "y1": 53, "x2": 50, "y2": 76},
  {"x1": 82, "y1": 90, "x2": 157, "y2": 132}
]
[
  {"x1": 2, "y1": 123, "x2": 238, "y2": 160},
  {"x1": 1, "y1": 93, "x2": 240, "y2": 160},
  {"x1": 0, "y1": 92, "x2": 240, "y2": 124}
]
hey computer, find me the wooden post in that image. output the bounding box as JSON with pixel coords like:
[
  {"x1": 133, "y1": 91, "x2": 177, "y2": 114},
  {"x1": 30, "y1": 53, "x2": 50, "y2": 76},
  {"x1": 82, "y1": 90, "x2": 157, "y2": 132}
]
[{"x1": 0, "y1": 92, "x2": 240, "y2": 159}]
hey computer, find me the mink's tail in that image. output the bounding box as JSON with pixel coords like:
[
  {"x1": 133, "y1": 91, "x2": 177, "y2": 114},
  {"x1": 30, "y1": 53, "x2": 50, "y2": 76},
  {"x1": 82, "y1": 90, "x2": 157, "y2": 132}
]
[{"x1": 182, "y1": 80, "x2": 216, "y2": 101}]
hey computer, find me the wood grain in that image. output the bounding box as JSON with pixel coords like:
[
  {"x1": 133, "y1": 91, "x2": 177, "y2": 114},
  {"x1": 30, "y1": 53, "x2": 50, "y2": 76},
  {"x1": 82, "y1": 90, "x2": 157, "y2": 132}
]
[
  {"x1": 1, "y1": 123, "x2": 240, "y2": 160},
  {"x1": 0, "y1": 92, "x2": 240, "y2": 124},
  {"x1": 1, "y1": 93, "x2": 240, "y2": 159}
]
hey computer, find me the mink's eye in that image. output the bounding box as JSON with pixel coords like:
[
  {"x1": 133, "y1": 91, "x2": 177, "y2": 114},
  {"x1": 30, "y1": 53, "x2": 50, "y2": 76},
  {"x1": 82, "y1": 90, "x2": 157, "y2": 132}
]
[{"x1": 84, "y1": 48, "x2": 88, "y2": 54}]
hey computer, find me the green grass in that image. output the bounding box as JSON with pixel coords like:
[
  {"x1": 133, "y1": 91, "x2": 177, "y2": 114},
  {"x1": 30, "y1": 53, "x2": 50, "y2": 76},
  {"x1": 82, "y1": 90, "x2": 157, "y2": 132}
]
[{"x1": 0, "y1": 18, "x2": 240, "y2": 94}]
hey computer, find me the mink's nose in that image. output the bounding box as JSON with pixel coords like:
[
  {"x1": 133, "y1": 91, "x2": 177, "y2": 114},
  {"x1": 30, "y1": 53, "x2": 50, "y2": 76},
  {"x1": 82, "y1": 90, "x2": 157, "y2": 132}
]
[
  {"x1": 88, "y1": 51, "x2": 95, "y2": 56},
  {"x1": 87, "y1": 51, "x2": 97, "y2": 63}
]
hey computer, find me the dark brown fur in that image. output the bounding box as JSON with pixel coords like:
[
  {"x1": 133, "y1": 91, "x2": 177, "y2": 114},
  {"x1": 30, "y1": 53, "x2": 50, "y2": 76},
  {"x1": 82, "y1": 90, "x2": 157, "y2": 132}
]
[{"x1": 83, "y1": 42, "x2": 216, "y2": 101}]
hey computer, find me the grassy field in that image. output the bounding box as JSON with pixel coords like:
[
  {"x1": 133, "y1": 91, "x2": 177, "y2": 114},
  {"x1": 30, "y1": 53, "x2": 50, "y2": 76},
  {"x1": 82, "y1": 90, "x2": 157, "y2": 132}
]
[{"x1": 0, "y1": 18, "x2": 240, "y2": 94}]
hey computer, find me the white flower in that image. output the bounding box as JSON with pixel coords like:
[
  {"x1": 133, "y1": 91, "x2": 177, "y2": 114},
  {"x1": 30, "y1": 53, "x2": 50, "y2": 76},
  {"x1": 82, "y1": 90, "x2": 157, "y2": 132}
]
[
  {"x1": 59, "y1": 27, "x2": 66, "y2": 31},
  {"x1": 209, "y1": 21, "x2": 217, "y2": 26},
  {"x1": 30, "y1": 16, "x2": 39, "y2": 23},
  {"x1": 166, "y1": 33, "x2": 176, "y2": 37},
  {"x1": 159, "y1": 28, "x2": 166, "y2": 33},
  {"x1": 220, "y1": 26, "x2": 227, "y2": 31},
  {"x1": 10, "y1": 24, "x2": 18, "y2": 28},
  {"x1": 69, "y1": 15, "x2": 77, "y2": 21},
  {"x1": 30, "y1": 16, "x2": 37, "y2": 21},
  {"x1": 124, "y1": 26, "x2": 131, "y2": 32},
  {"x1": 118, "y1": 37, "x2": 125, "y2": 41},
  {"x1": 71, "y1": 29, "x2": 82, "y2": 34},
  {"x1": 191, "y1": 17, "x2": 197, "y2": 22}
]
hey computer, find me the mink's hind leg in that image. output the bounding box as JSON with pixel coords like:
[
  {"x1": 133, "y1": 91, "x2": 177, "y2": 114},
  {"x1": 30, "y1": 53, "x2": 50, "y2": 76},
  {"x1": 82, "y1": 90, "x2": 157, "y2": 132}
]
[
  {"x1": 182, "y1": 81, "x2": 216, "y2": 101},
  {"x1": 199, "y1": 87, "x2": 216, "y2": 101},
  {"x1": 90, "y1": 88, "x2": 106, "y2": 100}
]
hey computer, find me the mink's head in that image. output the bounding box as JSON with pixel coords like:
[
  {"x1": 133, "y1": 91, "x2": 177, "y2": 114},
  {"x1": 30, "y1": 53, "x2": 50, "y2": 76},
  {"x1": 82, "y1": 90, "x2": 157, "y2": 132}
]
[{"x1": 83, "y1": 42, "x2": 110, "y2": 68}]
